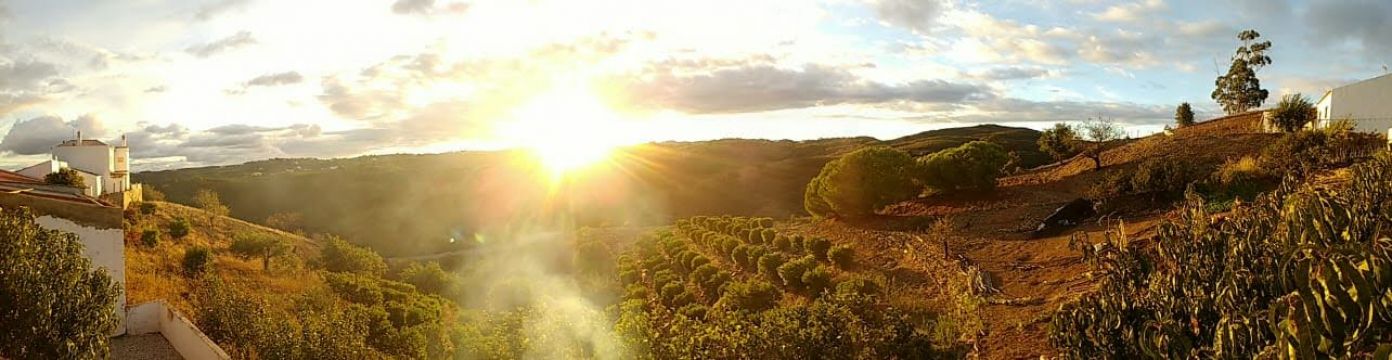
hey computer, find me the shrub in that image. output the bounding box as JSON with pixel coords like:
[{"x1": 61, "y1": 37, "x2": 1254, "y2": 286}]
[
  {"x1": 140, "y1": 229, "x2": 161, "y2": 247},
  {"x1": 757, "y1": 254, "x2": 786, "y2": 283},
  {"x1": 801, "y1": 266, "x2": 833, "y2": 296},
  {"x1": 804, "y1": 146, "x2": 921, "y2": 218},
  {"x1": 399, "y1": 262, "x2": 452, "y2": 296},
  {"x1": 789, "y1": 235, "x2": 804, "y2": 253},
  {"x1": 168, "y1": 217, "x2": 191, "y2": 239},
  {"x1": 678, "y1": 304, "x2": 708, "y2": 320},
  {"x1": 1259, "y1": 129, "x2": 1381, "y2": 176},
  {"x1": 745, "y1": 245, "x2": 769, "y2": 268},
  {"x1": 772, "y1": 236, "x2": 791, "y2": 251},
  {"x1": 1175, "y1": 102, "x2": 1195, "y2": 127},
  {"x1": 721, "y1": 237, "x2": 741, "y2": 256},
  {"x1": 182, "y1": 246, "x2": 214, "y2": 277},
  {"x1": 1269, "y1": 93, "x2": 1316, "y2": 132},
  {"x1": 1038, "y1": 123, "x2": 1080, "y2": 161},
  {"x1": 193, "y1": 189, "x2": 230, "y2": 218},
  {"x1": 325, "y1": 272, "x2": 385, "y2": 305},
  {"x1": 777, "y1": 256, "x2": 817, "y2": 288},
  {"x1": 806, "y1": 238, "x2": 832, "y2": 261},
  {"x1": 0, "y1": 207, "x2": 121, "y2": 359},
  {"x1": 320, "y1": 236, "x2": 387, "y2": 276},
  {"x1": 43, "y1": 167, "x2": 86, "y2": 188},
  {"x1": 138, "y1": 202, "x2": 157, "y2": 215},
  {"x1": 759, "y1": 229, "x2": 777, "y2": 244},
  {"x1": 1128, "y1": 157, "x2": 1207, "y2": 197},
  {"x1": 835, "y1": 277, "x2": 881, "y2": 298},
  {"x1": 828, "y1": 245, "x2": 854, "y2": 268},
  {"x1": 731, "y1": 245, "x2": 750, "y2": 268},
  {"x1": 918, "y1": 141, "x2": 1009, "y2": 191},
  {"x1": 720, "y1": 280, "x2": 780, "y2": 313},
  {"x1": 142, "y1": 186, "x2": 167, "y2": 202}
]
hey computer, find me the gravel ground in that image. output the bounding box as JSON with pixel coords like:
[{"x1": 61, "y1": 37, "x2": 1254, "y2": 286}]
[{"x1": 111, "y1": 334, "x2": 183, "y2": 360}]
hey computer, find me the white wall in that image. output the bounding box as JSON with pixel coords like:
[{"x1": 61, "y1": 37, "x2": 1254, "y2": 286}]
[
  {"x1": 34, "y1": 215, "x2": 125, "y2": 336},
  {"x1": 1326, "y1": 74, "x2": 1392, "y2": 133},
  {"x1": 53, "y1": 144, "x2": 112, "y2": 178},
  {"x1": 16, "y1": 160, "x2": 61, "y2": 180},
  {"x1": 126, "y1": 301, "x2": 232, "y2": 360}
]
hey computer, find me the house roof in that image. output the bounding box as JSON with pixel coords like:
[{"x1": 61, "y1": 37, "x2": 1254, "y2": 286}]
[
  {"x1": 57, "y1": 139, "x2": 109, "y2": 147},
  {"x1": 1336, "y1": 72, "x2": 1392, "y2": 91},
  {"x1": 0, "y1": 182, "x2": 110, "y2": 207},
  {"x1": 0, "y1": 170, "x2": 43, "y2": 184}
]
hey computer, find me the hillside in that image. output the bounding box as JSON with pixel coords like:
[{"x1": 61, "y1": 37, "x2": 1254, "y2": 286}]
[{"x1": 135, "y1": 125, "x2": 1047, "y2": 256}]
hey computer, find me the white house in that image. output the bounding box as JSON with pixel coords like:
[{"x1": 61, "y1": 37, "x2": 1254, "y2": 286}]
[
  {"x1": 16, "y1": 132, "x2": 132, "y2": 198},
  {"x1": 1313, "y1": 73, "x2": 1392, "y2": 134}
]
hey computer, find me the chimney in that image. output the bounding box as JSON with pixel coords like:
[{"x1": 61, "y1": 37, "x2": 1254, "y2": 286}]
[
  {"x1": 122, "y1": 134, "x2": 128, "y2": 147},
  {"x1": 77, "y1": 130, "x2": 82, "y2": 143}
]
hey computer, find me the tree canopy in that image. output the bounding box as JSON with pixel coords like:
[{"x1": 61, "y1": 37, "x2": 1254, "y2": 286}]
[
  {"x1": 1038, "y1": 123, "x2": 1080, "y2": 162},
  {"x1": 1212, "y1": 29, "x2": 1272, "y2": 114},
  {"x1": 803, "y1": 146, "x2": 920, "y2": 218},
  {"x1": 0, "y1": 207, "x2": 121, "y2": 359},
  {"x1": 44, "y1": 167, "x2": 86, "y2": 188},
  {"x1": 918, "y1": 141, "x2": 1009, "y2": 191},
  {"x1": 1175, "y1": 102, "x2": 1195, "y2": 127}
]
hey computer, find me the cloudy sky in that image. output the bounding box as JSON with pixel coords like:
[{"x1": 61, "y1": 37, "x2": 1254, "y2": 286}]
[{"x1": 0, "y1": 0, "x2": 1388, "y2": 170}]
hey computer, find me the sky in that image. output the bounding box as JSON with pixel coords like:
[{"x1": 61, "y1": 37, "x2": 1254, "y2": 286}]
[{"x1": 0, "y1": 0, "x2": 1388, "y2": 171}]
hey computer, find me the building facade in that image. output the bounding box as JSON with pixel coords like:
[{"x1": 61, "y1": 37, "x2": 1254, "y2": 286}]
[
  {"x1": 16, "y1": 133, "x2": 133, "y2": 199},
  {"x1": 1314, "y1": 73, "x2": 1392, "y2": 134}
]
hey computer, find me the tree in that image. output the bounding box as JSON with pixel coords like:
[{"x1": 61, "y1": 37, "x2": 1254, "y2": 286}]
[
  {"x1": 320, "y1": 236, "x2": 387, "y2": 276},
  {"x1": 399, "y1": 261, "x2": 452, "y2": 295},
  {"x1": 803, "y1": 146, "x2": 921, "y2": 218},
  {"x1": 0, "y1": 207, "x2": 121, "y2": 359},
  {"x1": 917, "y1": 141, "x2": 1010, "y2": 191},
  {"x1": 193, "y1": 189, "x2": 230, "y2": 218},
  {"x1": 1175, "y1": 102, "x2": 1195, "y2": 127},
  {"x1": 183, "y1": 246, "x2": 214, "y2": 277},
  {"x1": 1212, "y1": 29, "x2": 1272, "y2": 114},
  {"x1": 1269, "y1": 93, "x2": 1317, "y2": 132},
  {"x1": 1038, "y1": 123, "x2": 1080, "y2": 161},
  {"x1": 44, "y1": 167, "x2": 86, "y2": 188},
  {"x1": 229, "y1": 232, "x2": 289, "y2": 270},
  {"x1": 142, "y1": 186, "x2": 167, "y2": 202},
  {"x1": 1078, "y1": 117, "x2": 1124, "y2": 170}
]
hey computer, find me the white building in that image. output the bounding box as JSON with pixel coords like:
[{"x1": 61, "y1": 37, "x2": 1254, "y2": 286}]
[
  {"x1": 16, "y1": 132, "x2": 132, "y2": 198},
  {"x1": 1314, "y1": 73, "x2": 1392, "y2": 134}
]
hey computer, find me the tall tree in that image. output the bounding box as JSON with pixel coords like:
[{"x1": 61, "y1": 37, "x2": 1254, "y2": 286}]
[
  {"x1": 1175, "y1": 102, "x2": 1195, "y2": 127},
  {"x1": 1078, "y1": 117, "x2": 1124, "y2": 170},
  {"x1": 192, "y1": 188, "x2": 230, "y2": 218},
  {"x1": 1038, "y1": 123, "x2": 1080, "y2": 161},
  {"x1": 1212, "y1": 29, "x2": 1272, "y2": 114},
  {"x1": 0, "y1": 207, "x2": 122, "y2": 359}
]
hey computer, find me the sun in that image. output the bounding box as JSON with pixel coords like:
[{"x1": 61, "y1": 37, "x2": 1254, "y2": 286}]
[{"x1": 502, "y1": 85, "x2": 630, "y2": 178}]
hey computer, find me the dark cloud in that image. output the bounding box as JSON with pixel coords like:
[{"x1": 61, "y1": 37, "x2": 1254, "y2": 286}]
[
  {"x1": 622, "y1": 63, "x2": 993, "y2": 114},
  {"x1": 0, "y1": 115, "x2": 107, "y2": 155},
  {"x1": 194, "y1": 0, "x2": 250, "y2": 21},
  {"x1": 944, "y1": 98, "x2": 1174, "y2": 125},
  {"x1": 1306, "y1": 0, "x2": 1392, "y2": 58},
  {"x1": 391, "y1": 0, "x2": 468, "y2": 15},
  {"x1": 185, "y1": 31, "x2": 256, "y2": 58},
  {"x1": 123, "y1": 121, "x2": 331, "y2": 167},
  {"x1": 872, "y1": 0, "x2": 944, "y2": 34},
  {"x1": 969, "y1": 66, "x2": 1054, "y2": 80},
  {"x1": 244, "y1": 71, "x2": 303, "y2": 87}
]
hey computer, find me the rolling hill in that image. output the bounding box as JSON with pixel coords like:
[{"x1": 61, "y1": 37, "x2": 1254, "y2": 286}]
[{"x1": 135, "y1": 125, "x2": 1047, "y2": 256}]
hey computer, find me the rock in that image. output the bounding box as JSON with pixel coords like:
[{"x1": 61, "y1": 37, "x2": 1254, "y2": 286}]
[{"x1": 1030, "y1": 198, "x2": 1096, "y2": 238}]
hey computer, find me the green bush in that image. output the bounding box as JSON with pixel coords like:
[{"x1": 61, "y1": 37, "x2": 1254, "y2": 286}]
[
  {"x1": 804, "y1": 146, "x2": 921, "y2": 218},
  {"x1": 43, "y1": 167, "x2": 86, "y2": 188},
  {"x1": 1128, "y1": 157, "x2": 1208, "y2": 197},
  {"x1": 721, "y1": 237, "x2": 741, "y2": 256},
  {"x1": 918, "y1": 141, "x2": 1010, "y2": 191},
  {"x1": 835, "y1": 277, "x2": 881, "y2": 298},
  {"x1": 1259, "y1": 129, "x2": 1381, "y2": 177},
  {"x1": 772, "y1": 236, "x2": 791, "y2": 251},
  {"x1": 138, "y1": 202, "x2": 157, "y2": 215},
  {"x1": 801, "y1": 266, "x2": 833, "y2": 296},
  {"x1": 325, "y1": 272, "x2": 386, "y2": 305},
  {"x1": 1269, "y1": 93, "x2": 1316, "y2": 132},
  {"x1": 757, "y1": 254, "x2": 786, "y2": 283},
  {"x1": 828, "y1": 245, "x2": 854, "y2": 268},
  {"x1": 720, "y1": 279, "x2": 780, "y2": 313},
  {"x1": 807, "y1": 238, "x2": 832, "y2": 261},
  {"x1": 777, "y1": 256, "x2": 817, "y2": 289},
  {"x1": 168, "y1": 217, "x2": 191, "y2": 239},
  {"x1": 730, "y1": 245, "x2": 751, "y2": 268},
  {"x1": 320, "y1": 236, "x2": 387, "y2": 276},
  {"x1": 229, "y1": 232, "x2": 288, "y2": 270},
  {"x1": 399, "y1": 262, "x2": 452, "y2": 296},
  {"x1": 678, "y1": 304, "x2": 708, "y2": 320},
  {"x1": 1038, "y1": 123, "x2": 1080, "y2": 161},
  {"x1": 140, "y1": 229, "x2": 161, "y2": 247},
  {"x1": 759, "y1": 229, "x2": 777, "y2": 244},
  {"x1": 182, "y1": 246, "x2": 214, "y2": 277}
]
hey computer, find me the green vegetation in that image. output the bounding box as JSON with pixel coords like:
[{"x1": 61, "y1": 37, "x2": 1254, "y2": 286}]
[
  {"x1": 1038, "y1": 123, "x2": 1080, "y2": 162},
  {"x1": 141, "y1": 228, "x2": 161, "y2": 247},
  {"x1": 320, "y1": 236, "x2": 388, "y2": 276},
  {"x1": 1175, "y1": 102, "x2": 1195, "y2": 127},
  {"x1": 0, "y1": 207, "x2": 121, "y2": 359},
  {"x1": 169, "y1": 217, "x2": 191, "y2": 238},
  {"x1": 918, "y1": 141, "x2": 1009, "y2": 191},
  {"x1": 1077, "y1": 117, "x2": 1124, "y2": 170},
  {"x1": 193, "y1": 189, "x2": 230, "y2": 218},
  {"x1": 1258, "y1": 126, "x2": 1382, "y2": 177},
  {"x1": 44, "y1": 167, "x2": 86, "y2": 188},
  {"x1": 229, "y1": 232, "x2": 289, "y2": 270},
  {"x1": 1212, "y1": 29, "x2": 1272, "y2": 114},
  {"x1": 399, "y1": 262, "x2": 452, "y2": 296},
  {"x1": 828, "y1": 245, "x2": 854, "y2": 268},
  {"x1": 183, "y1": 246, "x2": 214, "y2": 276},
  {"x1": 1052, "y1": 152, "x2": 1392, "y2": 358},
  {"x1": 804, "y1": 146, "x2": 920, "y2": 218},
  {"x1": 1269, "y1": 93, "x2": 1317, "y2": 132}
]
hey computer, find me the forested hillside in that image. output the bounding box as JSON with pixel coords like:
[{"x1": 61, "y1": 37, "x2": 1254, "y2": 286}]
[{"x1": 136, "y1": 125, "x2": 1045, "y2": 256}]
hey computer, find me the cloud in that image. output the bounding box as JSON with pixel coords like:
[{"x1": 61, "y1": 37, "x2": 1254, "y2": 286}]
[
  {"x1": 621, "y1": 62, "x2": 994, "y2": 114},
  {"x1": 0, "y1": 115, "x2": 108, "y2": 155},
  {"x1": 194, "y1": 0, "x2": 250, "y2": 21},
  {"x1": 145, "y1": 85, "x2": 167, "y2": 93},
  {"x1": 870, "y1": 0, "x2": 946, "y2": 34},
  {"x1": 245, "y1": 71, "x2": 303, "y2": 87},
  {"x1": 0, "y1": 59, "x2": 60, "y2": 90},
  {"x1": 391, "y1": 0, "x2": 469, "y2": 16},
  {"x1": 967, "y1": 66, "x2": 1057, "y2": 80},
  {"x1": 185, "y1": 31, "x2": 256, "y2": 58},
  {"x1": 1090, "y1": 0, "x2": 1167, "y2": 22},
  {"x1": 1305, "y1": 0, "x2": 1392, "y2": 58},
  {"x1": 945, "y1": 98, "x2": 1173, "y2": 125}
]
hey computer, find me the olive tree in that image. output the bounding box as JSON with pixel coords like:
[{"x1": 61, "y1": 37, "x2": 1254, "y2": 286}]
[{"x1": 0, "y1": 207, "x2": 121, "y2": 359}]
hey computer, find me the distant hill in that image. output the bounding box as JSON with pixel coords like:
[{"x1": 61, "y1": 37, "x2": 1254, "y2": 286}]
[{"x1": 135, "y1": 125, "x2": 1046, "y2": 256}]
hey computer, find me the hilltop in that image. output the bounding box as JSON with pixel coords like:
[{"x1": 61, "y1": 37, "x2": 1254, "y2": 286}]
[{"x1": 135, "y1": 125, "x2": 1047, "y2": 257}]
